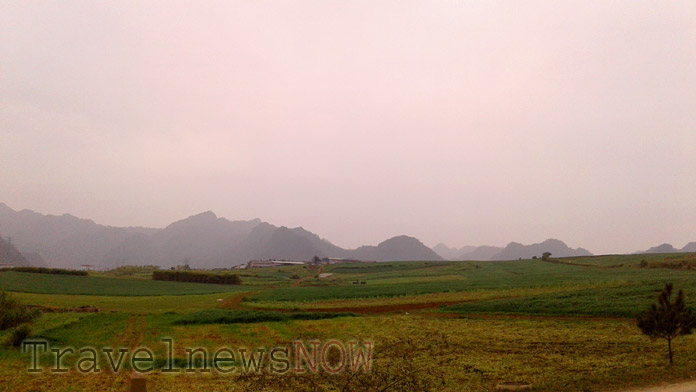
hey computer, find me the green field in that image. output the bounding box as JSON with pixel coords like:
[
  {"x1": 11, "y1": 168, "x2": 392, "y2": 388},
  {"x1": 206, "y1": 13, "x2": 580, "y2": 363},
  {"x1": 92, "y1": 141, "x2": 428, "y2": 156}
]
[
  {"x1": 0, "y1": 271, "x2": 254, "y2": 296},
  {"x1": 246, "y1": 259, "x2": 696, "y2": 304},
  {"x1": 3, "y1": 254, "x2": 696, "y2": 391}
]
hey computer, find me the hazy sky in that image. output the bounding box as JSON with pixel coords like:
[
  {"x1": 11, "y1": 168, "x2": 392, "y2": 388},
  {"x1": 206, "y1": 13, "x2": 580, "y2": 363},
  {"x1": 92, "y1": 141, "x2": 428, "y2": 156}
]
[{"x1": 1, "y1": 1, "x2": 695, "y2": 255}]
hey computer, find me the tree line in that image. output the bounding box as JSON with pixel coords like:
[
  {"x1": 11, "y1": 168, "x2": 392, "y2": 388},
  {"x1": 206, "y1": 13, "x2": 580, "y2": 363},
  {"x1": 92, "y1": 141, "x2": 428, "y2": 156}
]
[
  {"x1": 152, "y1": 270, "x2": 242, "y2": 285},
  {"x1": 5, "y1": 267, "x2": 87, "y2": 276}
]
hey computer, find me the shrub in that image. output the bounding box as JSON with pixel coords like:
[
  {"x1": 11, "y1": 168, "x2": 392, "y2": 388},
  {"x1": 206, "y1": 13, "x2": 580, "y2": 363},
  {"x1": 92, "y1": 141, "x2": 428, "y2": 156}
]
[
  {"x1": 107, "y1": 265, "x2": 160, "y2": 277},
  {"x1": 0, "y1": 291, "x2": 39, "y2": 330},
  {"x1": 6, "y1": 324, "x2": 31, "y2": 347}
]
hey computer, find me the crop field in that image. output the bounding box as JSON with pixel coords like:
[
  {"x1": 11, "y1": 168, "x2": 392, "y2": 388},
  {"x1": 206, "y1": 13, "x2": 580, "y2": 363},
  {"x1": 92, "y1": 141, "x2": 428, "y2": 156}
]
[
  {"x1": 0, "y1": 271, "x2": 255, "y2": 296},
  {"x1": 3, "y1": 254, "x2": 696, "y2": 391}
]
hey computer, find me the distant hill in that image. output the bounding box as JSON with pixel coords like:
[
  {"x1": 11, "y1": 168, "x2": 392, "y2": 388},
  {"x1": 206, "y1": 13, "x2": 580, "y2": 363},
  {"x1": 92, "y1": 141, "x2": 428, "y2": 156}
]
[
  {"x1": 637, "y1": 242, "x2": 696, "y2": 254},
  {"x1": 0, "y1": 235, "x2": 30, "y2": 267},
  {"x1": 490, "y1": 239, "x2": 592, "y2": 260},
  {"x1": 352, "y1": 236, "x2": 443, "y2": 262},
  {"x1": 434, "y1": 240, "x2": 590, "y2": 261},
  {"x1": 0, "y1": 203, "x2": 442, "y2": 269},
  {"x1": 432, "y1": 243, "x2": 505, "y2": 261},
  {"x1": 432, "y1": 243, "x2": 477, "y2": 260},
  {"x1": 458, "y1": 245, "x2": 504, "y2": 261},
  {"x1": 683, "y1": 242, "x2": 696, "y2": 253},
  {"x1": 640, "y1": 243, "x2": 679, "y2": 254}
]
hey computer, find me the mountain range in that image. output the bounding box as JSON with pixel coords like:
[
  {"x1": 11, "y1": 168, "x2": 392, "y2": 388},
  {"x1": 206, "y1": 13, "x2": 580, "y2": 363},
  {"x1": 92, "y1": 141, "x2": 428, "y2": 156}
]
[
  {"x1": 637, "y1": 242, "x2": 696, "y2": 254},
  {"x1": 433, "y1": 239, "x2": 592, "y2": 261},
  {"x1": 0, "y1": 203, "x2": 441, "y2": 269},
  {"x1": 2, "y1": 202, "x2": 693, "y2": 269}
]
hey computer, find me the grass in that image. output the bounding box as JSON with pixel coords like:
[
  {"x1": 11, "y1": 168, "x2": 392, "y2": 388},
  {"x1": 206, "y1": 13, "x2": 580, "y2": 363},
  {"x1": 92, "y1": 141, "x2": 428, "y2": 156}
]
[
  {"x1": 0, "y1": 271, "x2": 256, "y2": 296},
  {"x1": 246, "y1": 259, "x2": 696, "y2": 303},
  {"x1": 3, "y1": 253, "x2": 696, "y2": 391},
  {"x1": 11, "y1": 292, "x2": 249, "y2": 313},
  {"x1": 3, "y1": 314, "x2": 696, "y2": 391},
  {"x1": 442, "y1": 282, "x2": 696, "y2": 318}
]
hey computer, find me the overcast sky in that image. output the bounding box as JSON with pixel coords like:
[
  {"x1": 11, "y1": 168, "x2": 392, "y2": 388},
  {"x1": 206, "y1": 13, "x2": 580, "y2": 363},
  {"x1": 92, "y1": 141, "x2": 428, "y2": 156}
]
[{"x1": 1, "y1": 1, "x2": 695, "y2": 255}]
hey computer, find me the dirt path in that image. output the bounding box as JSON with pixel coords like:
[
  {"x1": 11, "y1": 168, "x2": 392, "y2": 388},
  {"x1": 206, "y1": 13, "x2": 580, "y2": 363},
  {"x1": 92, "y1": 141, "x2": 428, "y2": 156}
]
[
  {"x1": 113, "y1": 315, "x2": 146, "y2": 349},
  {"x1": 622, "y1": 381, "x2": 696, "y2": 392},
  {"x1": 220, "y1": 291, "x2": 260, "y2": 309},
  {"x1": 292, "y1": 265, "x2": 324, "y2": 287}
]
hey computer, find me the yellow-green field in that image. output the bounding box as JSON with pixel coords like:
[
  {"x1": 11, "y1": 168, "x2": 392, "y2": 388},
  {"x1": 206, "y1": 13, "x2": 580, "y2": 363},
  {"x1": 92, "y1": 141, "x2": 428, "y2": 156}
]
[{"x1": 2, "y1": 254, "x2": 696, "y2": 391}]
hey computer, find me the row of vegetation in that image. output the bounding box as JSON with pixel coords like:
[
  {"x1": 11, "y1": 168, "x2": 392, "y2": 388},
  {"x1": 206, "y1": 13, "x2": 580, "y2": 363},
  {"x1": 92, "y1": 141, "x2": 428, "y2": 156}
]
[
  {"x1": 105, "y1": 265, "x2": 160, "y2": 277},
  {"x1": 3, "y1": 267, "x2": 87, "y2": 276},
  {"x1": 152, "y1": 270, "x2": 242, "y2": 285},
  {"x1": 173, "y1": 309, "x2": 357, "y2": 325},
  {"x1": 0, "y1": 291, "x2": 39, "y2": 347}
]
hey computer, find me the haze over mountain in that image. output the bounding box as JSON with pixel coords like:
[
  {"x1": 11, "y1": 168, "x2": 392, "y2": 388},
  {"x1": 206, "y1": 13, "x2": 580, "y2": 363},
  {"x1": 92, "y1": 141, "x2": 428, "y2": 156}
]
[
  {"x1": 352, "y1": 236, "x2": 442, "y2": 262},
  {"x1": 0, "y1": 235, "x2": 30, "y2": 267},
  {"x1": 433, "y1": 239, "x2": 592, "y2": 261},
  {"x1": 5, "y1": 202, "x2": 695, "y2": 269},
  {"x1": 637, "y1": 242, "x2": 696, "y2": 255},
  {"x1": 432, "y1": 244, "x2": 477, "y2": 260},
  {"x1": 0, "y1": 203, "x2": 441, "y2": 269},
  {"x1": 490, "y1": 239, "x2": 592, "y2": 260},
  {"x1": 433, "y1": 244, "x2": 504, "y2": 261}
]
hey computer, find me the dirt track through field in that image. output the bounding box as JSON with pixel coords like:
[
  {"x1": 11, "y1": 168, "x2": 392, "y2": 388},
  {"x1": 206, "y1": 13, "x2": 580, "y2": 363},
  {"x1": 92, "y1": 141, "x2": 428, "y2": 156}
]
[
  {"x1": 292, "y1": 265, "x2": 324, "y2": 287},
  {"x1": 114, "y1": 315, "x2": 146, "y2": 349},
  {"x1": 221, "y1": 291, "x2": 260, "y2": 309}
]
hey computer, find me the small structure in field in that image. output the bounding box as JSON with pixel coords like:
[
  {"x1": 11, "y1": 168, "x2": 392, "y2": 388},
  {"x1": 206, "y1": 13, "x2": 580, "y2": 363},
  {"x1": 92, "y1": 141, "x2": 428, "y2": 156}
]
[
  {"x1": 79, "y1": 264, "x2": 95, "y2": 271},
  {"x1": 247, "y1": 259, "x2": 307, "y2": 269},
  {"x1": 326, "y1": 258, "x2": 363, "y2": 265}
]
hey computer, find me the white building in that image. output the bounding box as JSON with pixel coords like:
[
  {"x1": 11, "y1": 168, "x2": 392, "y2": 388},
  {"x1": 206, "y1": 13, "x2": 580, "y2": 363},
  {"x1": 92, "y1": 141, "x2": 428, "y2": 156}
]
[{"x1": 246, "y1": 260, "x2": 307, "y2": 268}]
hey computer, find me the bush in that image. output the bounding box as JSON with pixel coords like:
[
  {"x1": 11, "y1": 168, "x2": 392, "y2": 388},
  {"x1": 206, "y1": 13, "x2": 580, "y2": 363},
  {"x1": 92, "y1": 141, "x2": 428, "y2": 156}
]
[
  {"x1": 152, "y1": 270, "x2": 242, "y2": 285},
  {"x1": 6, "y1": 324, "x2": 31, "y2": 347},
  {"x1": 291, "y1": 274, "x2": 301, "y2": 279},
  {"x1": 0, "y1": 291, "x2": 39, "y2": 330},
  {"x1": 107, "y1": 265, "x2": 160, "y2": 277}
]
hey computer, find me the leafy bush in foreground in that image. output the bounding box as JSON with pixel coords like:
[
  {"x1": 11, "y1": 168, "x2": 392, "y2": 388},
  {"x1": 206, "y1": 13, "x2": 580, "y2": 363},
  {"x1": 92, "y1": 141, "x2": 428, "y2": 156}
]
[
  {"x1": 0, "y1": 291, "x2": 39, "y2": 330},
  {"x1": 6, "y1": 324, "x2": 32, "y2": 347}
]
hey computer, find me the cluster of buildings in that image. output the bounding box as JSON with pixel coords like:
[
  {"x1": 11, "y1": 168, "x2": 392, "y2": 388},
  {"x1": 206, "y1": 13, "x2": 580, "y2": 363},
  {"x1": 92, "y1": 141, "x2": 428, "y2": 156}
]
[{"x1": 236, "y1": 257, "x2": 368, "y2": 269}]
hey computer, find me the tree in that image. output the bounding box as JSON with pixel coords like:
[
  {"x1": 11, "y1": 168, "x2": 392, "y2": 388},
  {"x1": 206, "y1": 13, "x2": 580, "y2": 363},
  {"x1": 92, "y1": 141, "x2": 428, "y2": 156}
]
[
  {"x1": 638, "y1": 283, "x2": 696, "y2": 364},
  {"x1": 541, "y1": 252, "x2": 552, "y2": 261}
]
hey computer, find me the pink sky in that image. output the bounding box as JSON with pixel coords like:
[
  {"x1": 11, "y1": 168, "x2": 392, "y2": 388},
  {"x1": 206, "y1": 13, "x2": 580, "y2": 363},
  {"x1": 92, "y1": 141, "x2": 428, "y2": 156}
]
[{"x1": 1, "y1": 1, "x2": 695, "y2": 254}]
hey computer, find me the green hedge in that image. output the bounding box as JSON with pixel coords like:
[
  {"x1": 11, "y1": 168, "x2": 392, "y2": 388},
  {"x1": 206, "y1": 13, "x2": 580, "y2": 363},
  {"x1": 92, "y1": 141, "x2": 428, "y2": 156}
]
[
  {"x1": 5, "y1": 267, "x2": 87, "y2": 276},
  {"x1": 152, "y1": 270, "x2": 242, "y2": 285}
]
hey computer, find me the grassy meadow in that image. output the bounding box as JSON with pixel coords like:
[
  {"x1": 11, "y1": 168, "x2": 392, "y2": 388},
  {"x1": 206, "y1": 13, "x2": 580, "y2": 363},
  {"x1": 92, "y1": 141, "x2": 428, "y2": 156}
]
[{"x1": 2, "y1": 254, "x2": 696, "y2": 391}]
